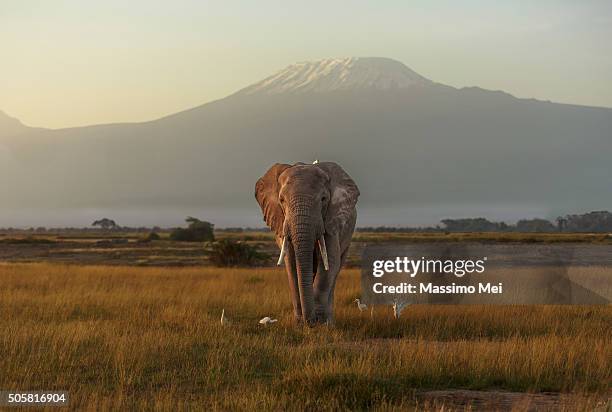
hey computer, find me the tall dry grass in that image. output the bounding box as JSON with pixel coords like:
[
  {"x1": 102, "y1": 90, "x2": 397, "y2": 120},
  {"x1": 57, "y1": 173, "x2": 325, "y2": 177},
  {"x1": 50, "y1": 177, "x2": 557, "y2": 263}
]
[{"x1": 0, "y1": 263, "x2": 609, "y2": 410}]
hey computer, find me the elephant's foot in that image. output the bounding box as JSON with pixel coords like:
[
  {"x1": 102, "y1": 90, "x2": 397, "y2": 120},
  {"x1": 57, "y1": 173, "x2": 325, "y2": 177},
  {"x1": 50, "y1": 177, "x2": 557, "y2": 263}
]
[
  {"x1": 314, "y1": 309, "x2": 327, "y2": 323},
  {"x1": 294, "y1": 309, "x2": 333, "y2": 327},
  {"x1": 311, "y1": 312, "x2": 333, "y2": 326},
  {"x1": 296, "y1": 314, "x2": 328, "y2": 327},
  {"x1": 295, "y1": 314, "x2": 319, "y2": 327},
  {"x1": 325, "y1": 307, "x2": 335, "y2": 326}
]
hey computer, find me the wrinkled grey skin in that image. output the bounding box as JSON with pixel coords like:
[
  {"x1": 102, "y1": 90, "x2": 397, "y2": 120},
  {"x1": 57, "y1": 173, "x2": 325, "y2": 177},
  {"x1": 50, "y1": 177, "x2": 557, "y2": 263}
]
[{"x1": 255, "y1": 162, "x2": 359, "y2": 326}]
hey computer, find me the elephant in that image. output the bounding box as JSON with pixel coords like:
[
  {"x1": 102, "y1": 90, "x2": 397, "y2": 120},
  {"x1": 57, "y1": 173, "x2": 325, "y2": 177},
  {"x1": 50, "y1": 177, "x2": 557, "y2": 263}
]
[{"x1": 255, "y1": 161, "x2": 359, "y2": 326}]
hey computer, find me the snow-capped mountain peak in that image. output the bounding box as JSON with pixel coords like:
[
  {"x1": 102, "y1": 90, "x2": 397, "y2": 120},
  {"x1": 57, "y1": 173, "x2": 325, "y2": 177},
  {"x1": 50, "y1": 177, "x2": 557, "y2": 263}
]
[{"x1": 237, "y1": 57, "x2": 432, "y2": 95}]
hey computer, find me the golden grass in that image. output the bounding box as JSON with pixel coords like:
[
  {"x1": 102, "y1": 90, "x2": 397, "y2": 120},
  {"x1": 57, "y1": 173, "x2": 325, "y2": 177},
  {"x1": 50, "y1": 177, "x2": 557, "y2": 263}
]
[{"x1": 0, "y1": 263, "x2": 610, "y2": 410}]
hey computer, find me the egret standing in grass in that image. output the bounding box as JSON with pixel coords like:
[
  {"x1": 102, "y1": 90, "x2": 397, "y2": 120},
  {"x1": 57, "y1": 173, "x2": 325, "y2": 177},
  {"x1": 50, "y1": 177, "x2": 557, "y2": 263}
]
[{"x1": 354, "y1": 298, "x2": 367, "y2": 312}]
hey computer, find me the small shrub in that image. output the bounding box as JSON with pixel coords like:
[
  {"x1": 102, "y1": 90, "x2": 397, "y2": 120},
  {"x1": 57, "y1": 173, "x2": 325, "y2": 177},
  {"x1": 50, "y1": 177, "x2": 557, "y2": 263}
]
[
  {"x1": 92, "y1": 218, "x2": 118, "y2": 230},
  {"x1": 137, "y1": 232, "x2": 160, "y2": 244},
  {"x1": 170, "y1": 217, "x2": 214, "y2": 242},
  {"x1": 206, "y1": 240, "x2": 269, "y2": 267}
]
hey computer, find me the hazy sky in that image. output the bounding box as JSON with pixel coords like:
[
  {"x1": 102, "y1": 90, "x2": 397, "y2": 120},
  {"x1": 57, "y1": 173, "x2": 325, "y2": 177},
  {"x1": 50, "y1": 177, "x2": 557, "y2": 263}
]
[{"x1": 2, "y1": 0, "x2": 611, "y2": 128}]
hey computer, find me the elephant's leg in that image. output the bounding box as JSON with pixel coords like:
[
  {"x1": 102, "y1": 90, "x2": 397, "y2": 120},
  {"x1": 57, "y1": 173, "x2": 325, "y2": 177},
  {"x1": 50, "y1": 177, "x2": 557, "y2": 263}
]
[
  {"x1": 314, "y1": 234, "x2": 341, "y2": 324},
  {"x1": 283, "y1": 242, "x2": 302, "y2": 323},
  {"x1": 313, "y1": 262, "x2": 330, "y2": 323},
  {"x1": 326, "y1": 248, "x2": 348, "y2": 325},
  {"x1": 327, "y1": 216, "x2": 357, "y2": 325}
]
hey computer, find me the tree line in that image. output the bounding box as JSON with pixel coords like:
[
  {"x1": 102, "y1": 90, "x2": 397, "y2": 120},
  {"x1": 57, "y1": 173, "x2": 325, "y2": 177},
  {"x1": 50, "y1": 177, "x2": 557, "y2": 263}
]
[
  {"x1": 2, "y1": 210, "x2": 611, "y2": 234},
  {"x1": 357, "y1": 211, "x2": 612, "y2": 233}
]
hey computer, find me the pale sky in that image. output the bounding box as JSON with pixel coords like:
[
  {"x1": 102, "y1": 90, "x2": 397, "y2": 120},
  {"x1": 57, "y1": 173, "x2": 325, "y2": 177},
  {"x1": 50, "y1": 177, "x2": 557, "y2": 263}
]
[{"x1": 1, "y1": 0, "x2": 611, "y2": 129}]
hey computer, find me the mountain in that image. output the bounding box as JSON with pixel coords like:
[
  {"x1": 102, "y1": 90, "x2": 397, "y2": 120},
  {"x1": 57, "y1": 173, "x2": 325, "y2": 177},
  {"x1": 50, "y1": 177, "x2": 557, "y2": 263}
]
[
  {"x1": 1, "y1": 57, "x2": 611, "y2": 227},
  {"x1": 0, "y1": 110, "x2": 34, "y2": 139}
]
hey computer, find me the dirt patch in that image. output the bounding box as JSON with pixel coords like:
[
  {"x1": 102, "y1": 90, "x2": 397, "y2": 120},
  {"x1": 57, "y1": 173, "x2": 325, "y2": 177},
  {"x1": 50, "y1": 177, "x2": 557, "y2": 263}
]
[{"x1": 418, "y1": 389, "x2": 610, "y2": 411}]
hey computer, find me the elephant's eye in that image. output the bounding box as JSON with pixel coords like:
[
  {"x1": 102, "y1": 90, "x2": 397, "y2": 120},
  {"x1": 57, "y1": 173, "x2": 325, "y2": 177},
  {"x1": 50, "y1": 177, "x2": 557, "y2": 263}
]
[
  {"x1": 321, "y1": 196, "x2": 327, "y2": 203},
  {"x1": 279, "y1": 196, "x2": 285, "y2": 204}
]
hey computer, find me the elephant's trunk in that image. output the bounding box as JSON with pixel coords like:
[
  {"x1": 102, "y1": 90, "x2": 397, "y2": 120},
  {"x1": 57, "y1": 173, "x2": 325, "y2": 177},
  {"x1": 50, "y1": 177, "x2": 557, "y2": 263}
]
[
  {"x1": 294, "y1": 230, "x2": 315, "y2": 325},
  {"x1": 289, "y1": 197, "x2": 318, "y2": 325}
]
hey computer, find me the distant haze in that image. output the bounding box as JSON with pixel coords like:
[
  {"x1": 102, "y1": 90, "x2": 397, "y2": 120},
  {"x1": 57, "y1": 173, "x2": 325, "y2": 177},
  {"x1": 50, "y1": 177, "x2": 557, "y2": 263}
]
[{"x1": 1, "y1": 57, "x2": 610, "y2": 228}]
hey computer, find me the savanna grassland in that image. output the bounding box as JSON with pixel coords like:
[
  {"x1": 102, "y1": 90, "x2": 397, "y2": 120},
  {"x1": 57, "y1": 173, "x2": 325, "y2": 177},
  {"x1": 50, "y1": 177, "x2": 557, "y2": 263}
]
[
  {"x1": 0, "y1": 230, "x2": 611, "y2": 268},
  {"x1": 0, "y1": 263, "x2": 610, "y2": 411}
]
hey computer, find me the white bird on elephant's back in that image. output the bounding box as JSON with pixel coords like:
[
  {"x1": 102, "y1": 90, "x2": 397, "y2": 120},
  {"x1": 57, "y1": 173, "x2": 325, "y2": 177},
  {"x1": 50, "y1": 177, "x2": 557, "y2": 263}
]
[{"x1": 255, "y1": 161, "x2": 359, "y2": 326}]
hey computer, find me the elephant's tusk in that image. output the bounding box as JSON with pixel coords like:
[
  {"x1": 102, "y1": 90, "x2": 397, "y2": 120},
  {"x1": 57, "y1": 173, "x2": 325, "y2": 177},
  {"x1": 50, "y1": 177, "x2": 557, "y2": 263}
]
[
  {"x1": 318, "y1": 236, "x2": 329, "y2": 271},
  {"x1": 277, "y1": 236, "x2": 288, "y2": 266}
]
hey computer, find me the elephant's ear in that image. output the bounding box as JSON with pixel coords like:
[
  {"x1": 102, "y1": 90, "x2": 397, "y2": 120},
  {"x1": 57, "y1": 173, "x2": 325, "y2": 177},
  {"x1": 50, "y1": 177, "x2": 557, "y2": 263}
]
[
  {"x1": 255, "y1": 163, "x2": 291, "y2": 236},
  {"x1": 315, "y1": 162, "x2": 360, "y2": 236}
]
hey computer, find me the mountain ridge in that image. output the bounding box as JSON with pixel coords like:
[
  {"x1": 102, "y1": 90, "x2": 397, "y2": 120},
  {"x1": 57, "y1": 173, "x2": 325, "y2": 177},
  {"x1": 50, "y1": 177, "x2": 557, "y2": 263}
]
[
  {"x1": 0, "y1": 110, "x2": 30, "y2": 138},
  {"x1": 0, "y1": 58, "x2": 610, "y2": 227},
  {"x1": 4, "y1": 57, "x2": 612, "y2": 131}
]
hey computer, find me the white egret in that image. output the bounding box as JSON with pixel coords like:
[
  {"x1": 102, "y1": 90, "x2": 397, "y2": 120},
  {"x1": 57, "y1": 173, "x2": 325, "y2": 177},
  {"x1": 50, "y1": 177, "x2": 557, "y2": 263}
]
[
  {"x1": 354, "y1": 298, "x2": 367, "y2": 312},
  {"x1": 259, "y1": 317, "x2": 278, "y2": 325}
]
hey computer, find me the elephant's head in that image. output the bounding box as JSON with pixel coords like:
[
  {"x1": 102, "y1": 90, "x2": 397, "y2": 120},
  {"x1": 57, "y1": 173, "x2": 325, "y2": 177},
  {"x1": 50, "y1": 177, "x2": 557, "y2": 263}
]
[{"x1": 255, "y1": 162, "x2": 359, "y2": 324}]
